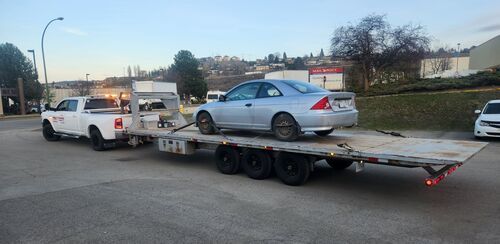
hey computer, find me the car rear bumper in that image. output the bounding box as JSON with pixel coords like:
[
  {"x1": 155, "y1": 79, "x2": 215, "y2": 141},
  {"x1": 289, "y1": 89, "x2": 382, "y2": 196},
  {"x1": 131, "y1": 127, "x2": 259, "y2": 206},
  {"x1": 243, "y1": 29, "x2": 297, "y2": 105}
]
[{"x1": 295, "y1": 109, "x2": 358, "y2": 132}]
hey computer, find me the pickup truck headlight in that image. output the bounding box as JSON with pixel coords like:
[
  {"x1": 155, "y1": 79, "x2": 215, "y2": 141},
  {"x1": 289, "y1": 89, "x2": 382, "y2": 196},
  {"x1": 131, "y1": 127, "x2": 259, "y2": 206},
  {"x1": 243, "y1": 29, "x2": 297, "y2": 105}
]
[{"x1": 479, "y1": 121, "x2": 489, "y2": 126}]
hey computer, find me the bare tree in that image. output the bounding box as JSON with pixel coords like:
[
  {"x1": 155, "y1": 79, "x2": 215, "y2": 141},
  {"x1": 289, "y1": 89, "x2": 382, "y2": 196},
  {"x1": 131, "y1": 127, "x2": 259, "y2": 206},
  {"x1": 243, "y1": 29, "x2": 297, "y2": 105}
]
[
  {"x1": 127, "y1": 65, "x2": 132, "y2": 77},
  {"x1": 331, "y1": 14, "x2": 430, "y2": 91},
  {"x1": 428, "y1": 47, "x2": 452, "y2": 75},
  {"x1": 72, "y1": 80, "x2": 91, "y2": 96}
]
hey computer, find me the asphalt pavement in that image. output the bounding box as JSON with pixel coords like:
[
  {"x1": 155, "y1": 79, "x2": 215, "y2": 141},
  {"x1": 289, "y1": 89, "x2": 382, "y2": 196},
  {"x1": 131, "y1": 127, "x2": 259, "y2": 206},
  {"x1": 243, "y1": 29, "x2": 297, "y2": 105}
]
[
  {"x1": 0, "y1": 117, "x2": 41, "y2": 131},
  {"x1": 0, "y1": 123, "x2": 499, "y2": 243}
]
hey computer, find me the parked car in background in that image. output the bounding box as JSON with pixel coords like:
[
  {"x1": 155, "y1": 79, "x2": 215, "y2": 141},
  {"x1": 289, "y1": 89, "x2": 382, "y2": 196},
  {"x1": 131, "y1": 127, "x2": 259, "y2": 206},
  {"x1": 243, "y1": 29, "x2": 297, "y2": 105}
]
[
  {"x1": 206, "y1": 90, "x2": 226, "y2": 103},
  {"x1": 475, "y1": 100, "x2": 500, "y2": 139},
  {"x1": 193, "y1": 79, "x2": 358, "y2": 141}
]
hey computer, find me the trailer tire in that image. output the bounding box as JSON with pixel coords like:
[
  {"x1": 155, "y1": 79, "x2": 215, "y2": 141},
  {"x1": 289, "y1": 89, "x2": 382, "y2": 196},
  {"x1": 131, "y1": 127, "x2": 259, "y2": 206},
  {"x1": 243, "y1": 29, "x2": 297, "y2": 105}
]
[
  {"x1": 272, "y1": 113, "x2": 299, "y2": 142},
  {"x1": 242, "y1": 149, "x2": 273, "y2": 180},
  {"x1": 215, "y1": 145, "x2": 240, "y2": 174},
  {"x1": 314, "y1": 129, "x2": 334, "y2": 136},
  {"x1": 90, "y1": 129, "x2": 106, "y2": 151},
  {"x1": 274, "y1": 153, "x2": 310, "y2": 186},
  {"x1": 197, "y1": 112, "x2": 216, "y2": 135},
  {"x1": 325, "y1": 158, "x2": 353, "y2": 170},
  {"x1": 43, "y1": 123, "x2": 61, "y2": 141}
]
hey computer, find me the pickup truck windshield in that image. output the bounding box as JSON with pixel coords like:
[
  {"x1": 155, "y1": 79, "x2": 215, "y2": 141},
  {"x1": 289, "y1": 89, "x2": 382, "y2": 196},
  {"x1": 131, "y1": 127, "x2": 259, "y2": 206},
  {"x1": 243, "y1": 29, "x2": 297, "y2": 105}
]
[{"x1": 84, "y1": 98, "x2": 119, "y2": 110}]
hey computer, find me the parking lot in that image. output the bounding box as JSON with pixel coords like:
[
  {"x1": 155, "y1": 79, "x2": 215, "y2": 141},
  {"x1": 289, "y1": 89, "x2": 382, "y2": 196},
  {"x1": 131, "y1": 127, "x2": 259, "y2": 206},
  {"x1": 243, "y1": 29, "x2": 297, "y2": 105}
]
[{"x1": 1, "y1": 119, "x2": 500, "y2": 243}]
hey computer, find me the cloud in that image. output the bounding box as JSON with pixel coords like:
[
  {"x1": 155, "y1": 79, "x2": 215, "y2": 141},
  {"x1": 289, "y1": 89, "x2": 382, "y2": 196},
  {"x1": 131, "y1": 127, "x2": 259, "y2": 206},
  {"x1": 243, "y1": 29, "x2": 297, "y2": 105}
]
[
  {"x1": 61, "y1": 27, "x2": 88, "y2": 36},
  {"x1": 477, "y1": 24, "x2": 500, "y2": 33}
]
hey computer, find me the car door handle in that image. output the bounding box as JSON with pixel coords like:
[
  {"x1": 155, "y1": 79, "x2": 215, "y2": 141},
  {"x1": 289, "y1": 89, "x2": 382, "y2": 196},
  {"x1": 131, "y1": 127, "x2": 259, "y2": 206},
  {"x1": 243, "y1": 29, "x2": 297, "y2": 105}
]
[{"x1": 245, "y1": 103, "x2": 252, "y2": 107}]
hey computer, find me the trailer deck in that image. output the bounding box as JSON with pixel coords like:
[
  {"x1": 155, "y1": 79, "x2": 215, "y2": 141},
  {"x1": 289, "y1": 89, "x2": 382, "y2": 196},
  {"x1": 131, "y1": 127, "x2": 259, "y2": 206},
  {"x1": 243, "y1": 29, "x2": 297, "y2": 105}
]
[
  {"x1": 126, "y1": 91, "x2": 488, "y2": 186},
  {"x1": 129, "y1": 126, "x2": 486, "y2": 167}
]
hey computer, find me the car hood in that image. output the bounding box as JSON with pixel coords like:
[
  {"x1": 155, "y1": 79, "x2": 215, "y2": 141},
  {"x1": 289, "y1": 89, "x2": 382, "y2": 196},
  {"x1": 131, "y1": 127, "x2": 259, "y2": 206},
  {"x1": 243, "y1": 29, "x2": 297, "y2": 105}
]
[{"x1": 479, "y1": 114, "x2": 500, "y2": 122}]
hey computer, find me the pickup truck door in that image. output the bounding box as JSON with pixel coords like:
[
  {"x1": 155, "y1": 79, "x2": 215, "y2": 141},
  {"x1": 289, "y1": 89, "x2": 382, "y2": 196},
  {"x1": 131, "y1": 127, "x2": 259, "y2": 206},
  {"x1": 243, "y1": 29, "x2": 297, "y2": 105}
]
[{"x1": 53, "y1": 99, "x2": 80, "y2": 133}]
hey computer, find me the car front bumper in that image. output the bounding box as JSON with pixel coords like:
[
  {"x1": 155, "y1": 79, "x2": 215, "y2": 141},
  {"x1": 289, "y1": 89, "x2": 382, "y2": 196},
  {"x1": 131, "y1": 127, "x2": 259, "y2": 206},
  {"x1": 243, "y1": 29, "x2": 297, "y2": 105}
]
[
  {"x1": 295, "y1": 109, "x2": 359, "y2": 132},
  {"x1": 475, "y1": 124, "x2": 500, "y2": 137}
]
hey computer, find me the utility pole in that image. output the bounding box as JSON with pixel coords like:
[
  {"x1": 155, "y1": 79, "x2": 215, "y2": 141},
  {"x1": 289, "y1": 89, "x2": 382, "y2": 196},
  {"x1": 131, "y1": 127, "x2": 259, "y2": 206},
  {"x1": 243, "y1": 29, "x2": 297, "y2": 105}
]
[
  {"x1": 18, "y1": 78, "x2": 26, "y2": 115},
  {"x1": 0, "y1": 89, "x2": 4, "y2": 116}
]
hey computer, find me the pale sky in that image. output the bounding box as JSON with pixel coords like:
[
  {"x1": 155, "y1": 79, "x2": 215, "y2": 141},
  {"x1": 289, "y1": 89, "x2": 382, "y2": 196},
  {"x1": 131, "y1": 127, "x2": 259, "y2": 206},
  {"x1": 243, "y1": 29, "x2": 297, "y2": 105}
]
[{"x1": 1, "y1": 0, "x2": 499, "y2": 81}]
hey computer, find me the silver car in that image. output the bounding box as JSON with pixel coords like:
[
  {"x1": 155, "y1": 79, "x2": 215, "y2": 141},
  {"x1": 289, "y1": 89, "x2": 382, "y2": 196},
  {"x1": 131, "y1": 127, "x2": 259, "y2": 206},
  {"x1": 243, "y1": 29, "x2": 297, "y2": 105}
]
[{"x1": 194, "y1": 79, "x2": 358, "y2": 141}]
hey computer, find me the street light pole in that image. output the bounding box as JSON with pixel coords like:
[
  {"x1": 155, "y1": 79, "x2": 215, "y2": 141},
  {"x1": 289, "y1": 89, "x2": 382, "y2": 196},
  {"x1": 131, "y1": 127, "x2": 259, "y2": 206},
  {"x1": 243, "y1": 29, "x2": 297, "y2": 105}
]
[
  {"x1": 86, "y1": 73, "x2": 90, "y2": 95},
  {"x1": 456, "y1": 43, "x2": 461, "y2": 73},
  {"x1": 41, "y1": 17, "x2": 64, "y2": 105},
  {"x1": 27, "y1": 50, "x2": 38, "y2": 79}
]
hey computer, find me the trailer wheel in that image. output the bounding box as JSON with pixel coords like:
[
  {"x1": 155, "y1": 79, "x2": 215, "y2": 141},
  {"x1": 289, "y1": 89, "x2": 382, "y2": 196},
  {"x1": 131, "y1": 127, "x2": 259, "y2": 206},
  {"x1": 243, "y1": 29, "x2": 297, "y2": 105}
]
[
  {"x1": 314, "y1": 129, "x2": 334, "y2": 136},
  {"x1": 325, "y1": 158, "x2": 353, "y2": 170},
  {"x1": 274, "y1": 153, "x2": 310, "y2": 186},
  {"x1": 242, "y1": 149, "x2": 273, "y2": 180},
  {"x1": 43, "y1": 123, "x2": 61, "y2": 141},
  {"x1": 90, "y1": 129, "x2": 107, "y2": 151},
  {"x1": 215, "y1": 145, "x2": 240, "y2": 174},
  {"x1": 197, "y1": 112, "x2": 216, "y2": 134}
]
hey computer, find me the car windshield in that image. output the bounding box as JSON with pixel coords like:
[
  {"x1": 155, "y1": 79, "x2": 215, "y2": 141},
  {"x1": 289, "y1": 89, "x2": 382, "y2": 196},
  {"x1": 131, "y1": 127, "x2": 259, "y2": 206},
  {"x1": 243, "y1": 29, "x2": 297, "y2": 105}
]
[
  {"x1": 84, "y1": 98, "x2": 118, "y2": 109},
  {"x1": 282, "y1": 80, "x2": 327, "y2": 93},
  {"x1": 484, "y1": 103, "x2": 500, "y2": 114}
]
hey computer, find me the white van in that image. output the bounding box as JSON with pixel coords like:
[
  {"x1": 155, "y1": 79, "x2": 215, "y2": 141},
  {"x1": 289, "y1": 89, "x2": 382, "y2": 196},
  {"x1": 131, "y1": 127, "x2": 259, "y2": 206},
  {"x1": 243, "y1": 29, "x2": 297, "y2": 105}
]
[{"x1": 206, "y1": 90, "x2": 225, "y2": 103}]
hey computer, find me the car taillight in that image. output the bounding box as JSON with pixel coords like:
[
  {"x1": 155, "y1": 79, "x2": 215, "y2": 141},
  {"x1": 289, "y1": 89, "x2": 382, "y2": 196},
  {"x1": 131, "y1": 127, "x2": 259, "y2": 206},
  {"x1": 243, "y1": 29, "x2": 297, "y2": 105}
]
[
  {"x1": 310, "y1": 97, "x2": 331, "y2": 110},
  {"x1": 115, "y1": 118, "x2": 123, "y2": 129}
]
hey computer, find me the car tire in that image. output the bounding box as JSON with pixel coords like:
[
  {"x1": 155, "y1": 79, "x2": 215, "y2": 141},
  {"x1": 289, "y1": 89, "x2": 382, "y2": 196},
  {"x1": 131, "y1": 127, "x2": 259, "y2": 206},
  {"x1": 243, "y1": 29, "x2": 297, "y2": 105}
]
[
  {"x1": 325, "y1": 158, "x2": 353, "y2": 170},
  {"x1": 197, "y1": 112, "x2": 216, "y2": 134},
  {"x1": 314, "y1": 129, "x2": 334, "y2": 136},
  {"x1": 274, "y1": 153, "x2": 310, "y2": 186},
  {"x1": 42, "y1": 123, "x2": 61, "y2": 141},
  {"x1": 474, "y1": 135, "x2": 483, "y2": 140},
  {"x1": 215, "y1": 145, "x2": 240, "y2": 174},
  {"x1": 90, "y1": 129, "x2": 107, "y2": 151},
  {"x1": 273, "y1": 113, "x2": 299, "y2": 142},
  {"x1": 242, "y1": 149, "x2": 273, "y2": 180}
]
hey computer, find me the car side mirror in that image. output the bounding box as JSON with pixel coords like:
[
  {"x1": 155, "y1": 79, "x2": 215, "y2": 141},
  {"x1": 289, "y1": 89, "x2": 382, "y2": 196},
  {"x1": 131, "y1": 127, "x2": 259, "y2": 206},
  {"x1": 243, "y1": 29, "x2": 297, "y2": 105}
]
[
  {"x1": 44, "y1": 103, "x2": 51, "y2": 111},
  {"x1": 474, "y1": 110, "x2": 481, "y2": 114},
  {"x1": 219, "y1": 95, "x2": 226, "y2": 102}
]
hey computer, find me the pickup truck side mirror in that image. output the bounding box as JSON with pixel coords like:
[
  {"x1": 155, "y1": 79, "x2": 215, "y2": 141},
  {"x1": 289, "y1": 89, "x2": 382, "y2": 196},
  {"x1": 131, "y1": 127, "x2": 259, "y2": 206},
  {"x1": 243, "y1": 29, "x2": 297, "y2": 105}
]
[
  {"x1": 218, "y1": 95, "x2": 226, "y2": 102},
  {"x1": 474, "y1": 109, "x2": 481, "y2": 114}
]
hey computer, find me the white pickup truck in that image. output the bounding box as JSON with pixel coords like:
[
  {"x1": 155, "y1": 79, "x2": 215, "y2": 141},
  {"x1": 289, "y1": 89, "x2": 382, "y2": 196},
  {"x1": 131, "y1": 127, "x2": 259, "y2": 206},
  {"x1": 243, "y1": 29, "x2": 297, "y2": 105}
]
[{"x1": 41, "y1": 95, "x2": 156, "y2": 151}]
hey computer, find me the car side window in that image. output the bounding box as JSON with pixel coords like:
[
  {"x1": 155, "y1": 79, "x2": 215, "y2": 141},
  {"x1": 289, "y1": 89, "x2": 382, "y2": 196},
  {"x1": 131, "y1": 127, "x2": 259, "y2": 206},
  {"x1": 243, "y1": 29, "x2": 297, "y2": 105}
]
[
  {"x1": 56, "y1": 100, "x2": 69, "y2": 111},
  {"x1": 257, "y1": 83, "x2": 282, "y2": 98},
  {"x1": 67, "y1": 100, "x2": 79, "y2": 112},
  {"x1": 226, "y1": 83, "x2": 261, "y2": 101}
]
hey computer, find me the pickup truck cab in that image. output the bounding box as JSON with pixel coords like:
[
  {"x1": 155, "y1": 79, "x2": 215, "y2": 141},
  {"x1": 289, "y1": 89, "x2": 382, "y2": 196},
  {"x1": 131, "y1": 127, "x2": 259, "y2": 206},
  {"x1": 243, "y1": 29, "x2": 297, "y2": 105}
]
[{"x1": 41, "y1": 95, "x2": 142, "y2": 150}]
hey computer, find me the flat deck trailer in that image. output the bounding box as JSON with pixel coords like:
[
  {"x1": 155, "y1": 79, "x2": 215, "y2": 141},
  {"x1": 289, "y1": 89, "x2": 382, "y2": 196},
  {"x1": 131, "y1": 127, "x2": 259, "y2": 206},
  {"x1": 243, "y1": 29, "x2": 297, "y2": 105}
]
[{"x1": 126, "y1": 92, "x2": 488, "y2": 187}]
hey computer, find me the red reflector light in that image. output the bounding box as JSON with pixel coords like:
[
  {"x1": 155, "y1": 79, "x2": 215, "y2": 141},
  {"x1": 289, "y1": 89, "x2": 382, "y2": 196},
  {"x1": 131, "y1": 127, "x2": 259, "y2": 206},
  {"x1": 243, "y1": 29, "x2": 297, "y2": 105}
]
[
  {"x1": 114, "y1": 118, "x2": 123, "y2": 129},
  {"x1": 368, "y1": 157, "x2": 378, "y2": 163},
  {"x1": 425, "y1": 179, "x2": 433, "y2": 186},
  {"x1": 310, "y1": 97, "x2": 331, "y2": 110}
]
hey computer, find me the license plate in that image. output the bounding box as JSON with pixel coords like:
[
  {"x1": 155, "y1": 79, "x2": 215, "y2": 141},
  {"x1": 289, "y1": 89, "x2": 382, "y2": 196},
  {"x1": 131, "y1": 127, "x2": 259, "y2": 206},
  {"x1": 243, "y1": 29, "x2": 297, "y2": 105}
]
[{"x1": 335, "y1": 99, "x2": 352, "y2": 109}]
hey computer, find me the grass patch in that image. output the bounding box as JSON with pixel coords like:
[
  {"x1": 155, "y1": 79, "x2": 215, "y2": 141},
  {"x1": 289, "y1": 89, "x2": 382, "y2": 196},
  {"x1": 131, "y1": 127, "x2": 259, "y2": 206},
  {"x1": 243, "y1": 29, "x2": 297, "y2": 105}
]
[
  {"x1": 356, "y1": 90, "x2": 500, "y2": 131},
  {"x1": 360, "y1": 71, "x2": 500, "y2": 96}
]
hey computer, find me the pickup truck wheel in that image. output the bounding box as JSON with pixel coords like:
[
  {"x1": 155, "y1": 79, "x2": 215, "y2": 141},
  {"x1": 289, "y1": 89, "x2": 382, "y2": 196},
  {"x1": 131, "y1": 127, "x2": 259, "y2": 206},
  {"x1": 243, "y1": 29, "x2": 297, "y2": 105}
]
[
  {"x1": 90, "y1": 129, "x2": 106, "y2": 151},
  {"x1": 314, "y1": 129, "x2": 334, "y2": 136},
  {"x1": 325, "y1": 158, "x2": 353, "y2": 170},
  {"x1": 242, "y1": 149, "x2": 272, "y2": 180},
  {"x1": 42, "y1": 123, "x2": 61, "y2": 141},
  {"x1": 215, "y1": 145, "x2": 240, "y2": 174},
  {"x1": 274, "y1": 153, "x2": 310, "y2": 186},
  {"x1": 197, "y1": 112, "x2": 216, "y2": 134},
  {"x1": 273, "y1": 113, "x2": 299, "y2": 141}
]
